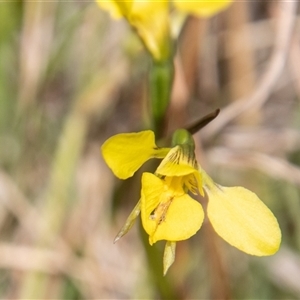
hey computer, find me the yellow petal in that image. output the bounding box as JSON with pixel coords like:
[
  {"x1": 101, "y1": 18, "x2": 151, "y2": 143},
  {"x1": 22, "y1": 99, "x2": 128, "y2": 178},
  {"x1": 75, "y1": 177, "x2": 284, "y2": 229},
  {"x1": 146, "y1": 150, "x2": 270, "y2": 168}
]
[
  {"x1": 150, "y1": 193, "x2": 204, "y2": 243},
  {"x1": 156, "y1": 145, "x2": 204, "y2": 195},
  {"x1": 101, "y1": 131, "x2": 170, "y2": 179},
  {"x1": 141, "y1": 172, "x2": 165, "y2": 236},
  {"x1": 163, "y1": 241, "x2": 176, "y2": 276},
  {"x1": 127, "y1": 1, "x2": 171, "y2": 61},
  {"x1": 184, "y1": 170, "x2": 204, "y2": 196},
  {"x1": 156, "y1": 145, "x2": 197, "y2": 176},
  {"x1": 173, "y1": 0, "x2": 233, "y2": 17},
  {"x1": 96, "y1": 0, "x2": 132, "y2": 19},
  {"x1": 206, "y1": 185, "x2": 281, "y2": 256},
  {"x1": 141, "y1": 173, "x2": 204, "y2": 244}
]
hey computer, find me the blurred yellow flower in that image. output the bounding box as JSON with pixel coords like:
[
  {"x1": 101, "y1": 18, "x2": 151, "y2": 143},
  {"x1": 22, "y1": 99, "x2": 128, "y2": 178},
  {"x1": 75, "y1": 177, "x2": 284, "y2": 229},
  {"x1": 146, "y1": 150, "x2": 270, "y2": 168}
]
[
  {"x1": 96, "y1": 0, "x2": 233, "y2": 61},
  {"x1": 101, "y1": 129, "x2": 281, "y2": 274},
  {"x1": 96, "y1": 1, "x2": 171, "y2": 61},
  {"x1": 173, "y1": 0, "x2": 232, "y2": 17}
]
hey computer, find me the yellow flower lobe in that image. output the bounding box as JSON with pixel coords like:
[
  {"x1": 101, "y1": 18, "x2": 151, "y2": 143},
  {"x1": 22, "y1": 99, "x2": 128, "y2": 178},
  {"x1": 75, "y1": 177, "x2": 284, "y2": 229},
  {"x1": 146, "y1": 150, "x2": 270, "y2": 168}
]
[
  {"x1": 101, "y1": 130, "x2": 170, "y2": 179},
  {"x1": 141, "y1": 173, "x2": 204, "y2": 245},
  {"x1": 206, "y1": 184, "x2": 281, "y2": 256}
]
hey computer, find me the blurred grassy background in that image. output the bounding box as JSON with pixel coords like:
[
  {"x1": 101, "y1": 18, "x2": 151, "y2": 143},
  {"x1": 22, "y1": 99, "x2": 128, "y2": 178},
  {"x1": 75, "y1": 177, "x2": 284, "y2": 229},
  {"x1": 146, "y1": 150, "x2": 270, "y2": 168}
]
[{"x1": 0, "y1": 1, "x2": 300, "y2": 299}]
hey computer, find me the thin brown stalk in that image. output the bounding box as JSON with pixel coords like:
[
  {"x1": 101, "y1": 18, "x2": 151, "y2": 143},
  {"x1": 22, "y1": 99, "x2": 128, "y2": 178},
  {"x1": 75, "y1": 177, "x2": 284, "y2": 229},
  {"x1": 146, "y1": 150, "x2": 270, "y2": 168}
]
[
  {"x1": 201, "y1": 1, "x2": 298, "y2": 141},
  {"x1": 208, "y1": 147, "x2": 300, "y2": 187},
  {"x1": 224, "y1": 1, "x2": 258, "y2": 125}
]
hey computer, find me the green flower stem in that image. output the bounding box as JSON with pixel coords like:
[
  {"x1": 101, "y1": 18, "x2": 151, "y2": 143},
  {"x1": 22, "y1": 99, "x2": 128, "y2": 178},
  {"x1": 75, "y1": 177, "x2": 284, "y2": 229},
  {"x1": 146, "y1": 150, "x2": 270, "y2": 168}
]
[
  {"x1": 140, "y1": 223, "x2": 180, "y2": 299},
  {"x1": 149, "y1": 59, "x2": 174, "y2": 138},
  {"x1": 135, "y1": 162, "x2": 180, "y2": 299}
]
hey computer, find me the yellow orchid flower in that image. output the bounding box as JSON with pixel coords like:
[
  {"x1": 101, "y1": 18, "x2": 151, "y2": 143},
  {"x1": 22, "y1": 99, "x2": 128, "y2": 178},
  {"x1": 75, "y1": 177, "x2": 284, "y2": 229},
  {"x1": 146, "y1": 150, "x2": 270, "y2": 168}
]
[
  {"x1": 96, "y1": 0, "x2": 233, "y2": 61},
  {"x1": 101, "y1": 129, "x2": 281, "y2": 274},
  {"x1": 96, "y1": 0, "x2": 171, "y2": 61},
  {"x1": 141, "y1": 172, "x2": 204, "y2": 245},
  {"x1": 173, "y1": 0, "x2": 233, "y2": 17},
  {"x1": 140, "y1": 135, "x2": 205, "y2": 246}
]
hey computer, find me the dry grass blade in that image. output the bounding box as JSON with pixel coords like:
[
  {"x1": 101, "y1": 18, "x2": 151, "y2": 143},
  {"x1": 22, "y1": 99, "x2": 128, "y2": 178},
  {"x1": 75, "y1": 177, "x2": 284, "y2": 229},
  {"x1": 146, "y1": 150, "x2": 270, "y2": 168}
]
[
  {"x1": 208, "y1": 147, "x2": 300, "y2": 186},
  {"x1": 201, "y1": 1, "x2": 298, "y2": 141}
]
